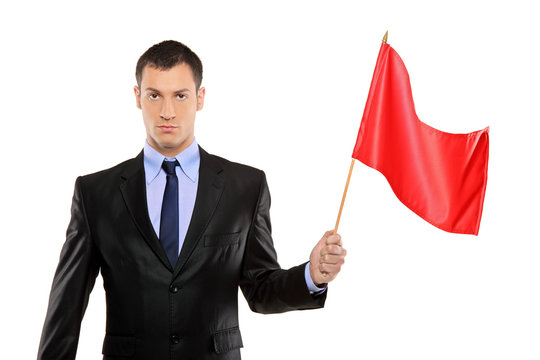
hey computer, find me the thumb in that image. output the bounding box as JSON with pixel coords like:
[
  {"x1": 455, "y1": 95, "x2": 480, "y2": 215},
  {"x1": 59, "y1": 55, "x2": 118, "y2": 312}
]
[
  {"x1": 321, "y1": 230, "x2": 334, "y2": 243},
  {"x1": 312, "y1": 230, "x2": 333, "y2": 259},
  {"x1": 326, "y1": 232, "x2": 342, "y2": 246},
  {"x1": 314, "y1": 230, "x2": 333, "y2": 249}
]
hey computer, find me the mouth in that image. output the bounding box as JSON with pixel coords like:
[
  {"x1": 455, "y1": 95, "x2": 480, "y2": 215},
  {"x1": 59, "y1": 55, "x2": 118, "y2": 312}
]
[{"x1": 158, "y1": 125, "x2": 177, "y2": 132}]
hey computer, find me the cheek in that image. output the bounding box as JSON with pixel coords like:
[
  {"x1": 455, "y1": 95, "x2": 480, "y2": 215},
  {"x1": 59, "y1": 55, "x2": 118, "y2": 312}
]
[
  {"x1": 176, "y1": 102, "x2": 197, "y2": 118},
  {"x1": 141, "y1": 109, "x2": 157, "y2": 132},
  {"x1": 141, "y1": 104, "x2": 158, "y2": 120}
]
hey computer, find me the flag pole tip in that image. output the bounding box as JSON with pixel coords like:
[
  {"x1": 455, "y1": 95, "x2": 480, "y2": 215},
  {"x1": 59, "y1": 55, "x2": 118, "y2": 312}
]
[{"x1": 382, "y1": 30, "x2": 388, "y2": 44}]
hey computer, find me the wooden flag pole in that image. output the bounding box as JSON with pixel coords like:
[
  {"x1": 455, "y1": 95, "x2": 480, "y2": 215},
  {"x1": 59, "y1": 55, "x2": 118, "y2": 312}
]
[
  {"x1": 333, "y1": 159, "x2": 355, "y2": 234},
  {"x1": 333, "y1": 30, "x2": 388, "y2": 235}
]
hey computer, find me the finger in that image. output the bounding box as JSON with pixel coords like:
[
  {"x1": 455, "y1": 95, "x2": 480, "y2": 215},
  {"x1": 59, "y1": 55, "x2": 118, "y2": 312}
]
[
  {"x1": 319, "y1": 262, "x2": 343, "y2": 275},
  {"x1": 326, "y1": 233, "x2": 342, "y2": 246},
  {"x1": 319, "y1": 254, "x2": 346, "y2": 265},
  {"x1": 316, "y1": 268, "x2": 337, "y2": 282},
  {"x1": 320, "y1": 245, "x2": 346, "y2": 256}
]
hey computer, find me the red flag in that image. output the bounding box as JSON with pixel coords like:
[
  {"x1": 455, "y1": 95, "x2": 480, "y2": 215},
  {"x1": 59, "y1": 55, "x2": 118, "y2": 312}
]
[{"x1": 352, "y1": 43, "x2": 489, "y2": 235}]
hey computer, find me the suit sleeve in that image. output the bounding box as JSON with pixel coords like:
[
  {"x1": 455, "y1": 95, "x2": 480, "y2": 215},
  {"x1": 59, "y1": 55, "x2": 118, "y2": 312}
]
[
  {"x1": 37, "y1": 177, "x2": 100, "y2": 360},
  {"x1": 239, "y1": 171, "x2": 326, "y2": 314}
]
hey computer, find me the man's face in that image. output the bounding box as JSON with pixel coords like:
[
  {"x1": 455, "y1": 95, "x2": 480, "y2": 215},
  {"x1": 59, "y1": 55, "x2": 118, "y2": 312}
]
[{"x1": 134, "y1": 63, "x2": 205, "y2": 157}]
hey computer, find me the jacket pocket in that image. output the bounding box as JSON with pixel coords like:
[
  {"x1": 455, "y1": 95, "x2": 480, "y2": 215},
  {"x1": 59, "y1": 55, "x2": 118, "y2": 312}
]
[
  {"x1": 102, "y1": 335, "x2": 135, "y2": 357},
  {"x1": 213, "y1": 326, "x2": 243, "y2": 354},
  {"x1": 204, "y1": 232, "x2": 241, "y2": 247}
]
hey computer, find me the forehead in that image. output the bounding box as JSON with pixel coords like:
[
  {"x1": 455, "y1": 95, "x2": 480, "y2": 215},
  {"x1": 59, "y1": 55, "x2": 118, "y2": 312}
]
[{"x1": 140, "y1": 63, "x2": 196, "y2": 91}]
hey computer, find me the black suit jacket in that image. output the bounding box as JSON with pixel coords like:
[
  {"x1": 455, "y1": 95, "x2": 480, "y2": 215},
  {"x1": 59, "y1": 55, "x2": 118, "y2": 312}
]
[{"x1": 38, "y1": 146, "x2": 326, "y2": 360}]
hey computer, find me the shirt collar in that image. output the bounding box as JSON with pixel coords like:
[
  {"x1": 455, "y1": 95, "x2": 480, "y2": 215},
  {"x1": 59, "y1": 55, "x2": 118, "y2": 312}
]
[{"x1": 143, "y1": 138, "x2": 200, "y2": 184}]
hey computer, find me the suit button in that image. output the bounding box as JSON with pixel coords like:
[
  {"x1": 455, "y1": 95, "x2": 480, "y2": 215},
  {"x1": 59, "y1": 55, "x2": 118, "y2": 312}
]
[
  {"x1": 170, "y1": 335, "x2": 180, "y2": 344},
  {"x1": 169, "y1": 285, "x2": 180, "y2": 293}
]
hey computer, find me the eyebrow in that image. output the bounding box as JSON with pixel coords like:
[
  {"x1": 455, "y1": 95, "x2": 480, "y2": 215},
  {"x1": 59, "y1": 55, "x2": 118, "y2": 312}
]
[{"x1": 144, "y1": 87, "x2": 192, "y2": 94}]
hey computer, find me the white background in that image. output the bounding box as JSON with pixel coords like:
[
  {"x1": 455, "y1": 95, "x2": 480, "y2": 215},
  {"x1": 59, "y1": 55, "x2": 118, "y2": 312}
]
[{"x1": 1, "y1": 1, "x2": 539, "y2": 359}]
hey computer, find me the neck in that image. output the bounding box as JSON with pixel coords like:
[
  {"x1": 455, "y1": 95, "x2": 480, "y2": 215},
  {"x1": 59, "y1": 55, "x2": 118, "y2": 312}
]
[{"x1": 148, "y1": 137, "x2": 194, "y2": 158}]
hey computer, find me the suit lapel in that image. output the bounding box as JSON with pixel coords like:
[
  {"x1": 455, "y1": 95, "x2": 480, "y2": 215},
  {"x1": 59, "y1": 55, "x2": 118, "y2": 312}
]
[
  {"x1": 120, "y1": 151, "x2": 173, "y2": 272},
  {"x1": 173, "y1": 146, "x2": 225, "y2": 278}
]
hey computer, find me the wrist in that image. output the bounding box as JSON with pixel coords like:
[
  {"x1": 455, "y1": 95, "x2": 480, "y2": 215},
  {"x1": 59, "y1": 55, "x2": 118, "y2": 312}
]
[
  {"x1": 308, "y1": 262, "x2": 327, "y2": 288},
  {"x1": 305, "y1": 262, "x2": 326, "y2": 294}
]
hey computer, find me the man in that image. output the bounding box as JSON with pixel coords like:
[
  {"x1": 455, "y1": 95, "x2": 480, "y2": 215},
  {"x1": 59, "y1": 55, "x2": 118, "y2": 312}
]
[{"x1": 38, "y1": 40, "x2": 346, "y2": 360}]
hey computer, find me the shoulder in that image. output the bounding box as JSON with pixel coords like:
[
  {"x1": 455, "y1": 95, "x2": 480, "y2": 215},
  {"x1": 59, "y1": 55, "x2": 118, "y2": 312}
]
[
  {"x1": 77, "y1": 150, "x2": 143, "y2": 189},
  {"x1": 200, "y1": 147, "x2": 270, "y2": 200},
  {"x1": 200, "y1": 146, "x2": 266, "y2": 181}
]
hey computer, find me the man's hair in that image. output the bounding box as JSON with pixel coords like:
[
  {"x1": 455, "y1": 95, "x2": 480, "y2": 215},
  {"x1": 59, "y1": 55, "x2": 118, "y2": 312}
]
[{"x1": 135, "y1": 40, "x2": 203, "y2": 91}]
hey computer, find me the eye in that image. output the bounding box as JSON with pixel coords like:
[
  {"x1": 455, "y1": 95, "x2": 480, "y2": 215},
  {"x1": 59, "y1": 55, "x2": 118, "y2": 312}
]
[
  {"x1": 148, "y1": 93, "x2": 160, "y2": 100},
  {"x1": 176, "y1": 94, "x2": 187, "y2": 100}
]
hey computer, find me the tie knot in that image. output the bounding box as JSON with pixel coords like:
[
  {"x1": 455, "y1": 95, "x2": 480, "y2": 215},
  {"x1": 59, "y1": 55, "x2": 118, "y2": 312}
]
[{"x1": 162, "y1": 160, "x2": 179, "y2": 175}]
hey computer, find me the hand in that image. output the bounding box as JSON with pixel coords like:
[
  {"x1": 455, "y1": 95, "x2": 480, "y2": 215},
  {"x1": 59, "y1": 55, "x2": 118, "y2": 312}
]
[{"x1": 309, "y1": 230, "x2": 346, "y2": 286}]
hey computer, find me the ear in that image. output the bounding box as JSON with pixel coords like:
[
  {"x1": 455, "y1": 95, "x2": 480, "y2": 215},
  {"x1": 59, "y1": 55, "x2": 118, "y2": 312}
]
[
  {"x1": 196, "y1": 86, "x2": 206, "y2": 111},
  {"x1": 134, "y1": 85, "x2": 141, "y2": 109}
]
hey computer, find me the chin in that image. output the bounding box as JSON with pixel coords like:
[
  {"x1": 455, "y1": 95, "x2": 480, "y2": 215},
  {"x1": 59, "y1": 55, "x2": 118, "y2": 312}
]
[{"x1": 154, "y1": 135, "x2": 182, "y2": 147}]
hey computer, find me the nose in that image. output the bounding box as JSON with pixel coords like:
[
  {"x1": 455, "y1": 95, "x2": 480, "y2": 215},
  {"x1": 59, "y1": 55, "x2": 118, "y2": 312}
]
[{"x1": 160, "y1": 99, "x2": 176, "y2": 120}]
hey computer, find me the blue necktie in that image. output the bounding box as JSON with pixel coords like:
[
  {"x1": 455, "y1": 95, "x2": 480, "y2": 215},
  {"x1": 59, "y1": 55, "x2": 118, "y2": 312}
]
[{"x1": 160, "y1": 160, "x2": 180, "y2": 267}]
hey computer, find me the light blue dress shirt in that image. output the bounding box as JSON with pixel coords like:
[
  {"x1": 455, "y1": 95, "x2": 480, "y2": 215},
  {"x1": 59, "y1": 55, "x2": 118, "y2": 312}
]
[
  {"x1": 143, "y1": 138, "x2": 325, "y2": 294},
  {"x1": 144, "y1": 138, "x2": 200, "y2": 254}
]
